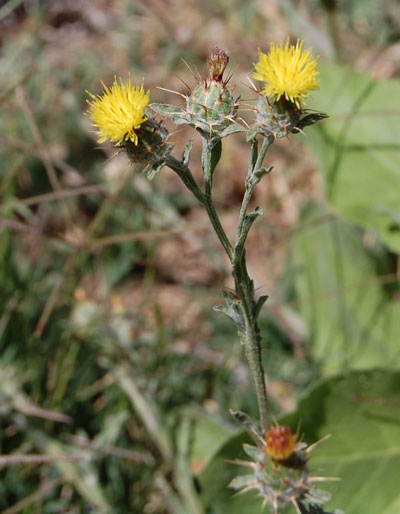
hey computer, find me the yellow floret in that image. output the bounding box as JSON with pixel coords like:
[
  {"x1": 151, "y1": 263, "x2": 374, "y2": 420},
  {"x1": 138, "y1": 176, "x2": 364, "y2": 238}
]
[
  {"x1": 86, "y1": 76, "x2": 149, "y2": 146},
  {"x1": 253, "y1": 39, "x2": 319, "y2": 108}
]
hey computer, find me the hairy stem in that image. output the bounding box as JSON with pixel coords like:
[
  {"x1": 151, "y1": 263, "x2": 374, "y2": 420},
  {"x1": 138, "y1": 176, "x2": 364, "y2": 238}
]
[
  {"x1": 165, "y1": 134, "x2": 274, "y2": 432},
  {"x1": 232, "y1": 135, "x2": 274, "y2": 432}
]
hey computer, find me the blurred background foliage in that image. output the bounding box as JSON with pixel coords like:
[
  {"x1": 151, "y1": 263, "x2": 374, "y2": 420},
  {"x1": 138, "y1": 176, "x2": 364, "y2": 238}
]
[{"x1": 1, "y1": 0, "x2": 400, "y2": 513}]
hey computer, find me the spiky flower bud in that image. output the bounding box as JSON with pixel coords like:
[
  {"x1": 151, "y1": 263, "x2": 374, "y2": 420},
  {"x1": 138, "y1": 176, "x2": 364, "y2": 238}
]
[
  {"x1": 229, "y1": 415, "x2": 338, "y2": 514},
  {"x1": 151, "y1": 48, "x2": 243, "y2": 139},
  {"x1": 186, "y1": 47, "x2": 238, "y2": 134}
]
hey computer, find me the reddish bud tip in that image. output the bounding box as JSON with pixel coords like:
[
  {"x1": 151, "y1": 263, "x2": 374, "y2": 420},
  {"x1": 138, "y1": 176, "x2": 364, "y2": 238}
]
[
  {"x1": 265, "y1": 425, "x2": 297, "y2": 461},
  {"x1": 207, "y1": 47, "x2": 229, "y2": 82}
]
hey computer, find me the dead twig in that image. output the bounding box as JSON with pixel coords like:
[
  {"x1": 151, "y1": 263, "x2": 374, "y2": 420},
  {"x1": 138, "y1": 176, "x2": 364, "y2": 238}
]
[
  {"x1": 0, "y1": 455, "x2": 87, "y2": 467},
  {"x1": 65, "y1": 435, "x2": 154, "y2": 464}
]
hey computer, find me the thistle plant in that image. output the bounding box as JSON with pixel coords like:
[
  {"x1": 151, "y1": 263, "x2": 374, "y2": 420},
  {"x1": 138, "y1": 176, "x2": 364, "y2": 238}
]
[{"x1": 86, "y1": 41, "x2": 339, "y2": 514}]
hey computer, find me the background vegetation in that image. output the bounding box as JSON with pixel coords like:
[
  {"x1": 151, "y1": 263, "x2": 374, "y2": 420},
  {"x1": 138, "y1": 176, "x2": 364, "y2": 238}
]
[{"x1": 1, "y1": 1, "x2": 400, "y2": 513}]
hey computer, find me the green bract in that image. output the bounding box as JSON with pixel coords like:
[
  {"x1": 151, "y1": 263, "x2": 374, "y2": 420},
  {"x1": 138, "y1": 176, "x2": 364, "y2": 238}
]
[{"x1": 254, "y1": 94, "x2": 328, "y2": 139}]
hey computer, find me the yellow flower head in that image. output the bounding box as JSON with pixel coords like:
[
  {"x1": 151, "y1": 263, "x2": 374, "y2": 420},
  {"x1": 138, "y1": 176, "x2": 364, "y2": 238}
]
[
  {"x1": 253, "y1": 39, "x2": 319, "y2": 108},
  {"x1": 86, "y1": 76, "x2": 149, "y2": 146}
]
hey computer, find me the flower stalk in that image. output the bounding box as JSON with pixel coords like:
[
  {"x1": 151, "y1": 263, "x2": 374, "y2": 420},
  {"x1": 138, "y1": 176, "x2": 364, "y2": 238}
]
[
  {"x1": 231, "y1": 134, "x2": 275, "y2": 432},
  {"x1": 166, "y1": 133, "x2": 273, "y2": 432},
  {"x1": 164, "y1": 149, "x2": 234, "y2": 261}
]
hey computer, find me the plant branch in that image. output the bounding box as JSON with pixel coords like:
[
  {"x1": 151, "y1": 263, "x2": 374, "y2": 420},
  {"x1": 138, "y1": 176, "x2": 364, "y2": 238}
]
[
  {"x1": 165, "y1": 134, "x2": 274, "y2": 432},
  {"x1": 164, "y1": 152, "x2": 233, "y2": 260},
  {"x1": 231, "y1": 134, "x2": 274, "y2": 433}
]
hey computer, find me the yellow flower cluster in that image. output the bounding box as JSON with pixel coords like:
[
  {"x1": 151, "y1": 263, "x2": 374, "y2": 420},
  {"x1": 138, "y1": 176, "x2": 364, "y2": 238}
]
[
  {"x1": 86, "y1": 76, "x2": 149, "y2": 146},
  {"x1": 86, "y1": 40, "x2": 320, "y2": 148},
  {"x1": 253, "y1": 39, "x2": 319, "y2": 108}
]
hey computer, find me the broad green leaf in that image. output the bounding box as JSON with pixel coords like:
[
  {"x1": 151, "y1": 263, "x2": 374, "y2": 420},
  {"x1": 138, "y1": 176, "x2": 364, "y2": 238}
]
[
  {"x1": 284, "y1": 369, "x2": 400, "y2": 514},
  {"x1": 291, "y1": 203, "x2": 400, "y2": 375},
  {"x1": 306, "y1": 62, "x2": 400, "y2": 252},
  {"x1": 188, "y1": 409, "x2": 236, "y2": 476}
]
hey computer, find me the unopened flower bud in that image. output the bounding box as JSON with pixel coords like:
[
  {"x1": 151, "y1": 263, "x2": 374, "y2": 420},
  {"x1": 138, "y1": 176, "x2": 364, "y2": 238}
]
[
  {"x1": 206, "y1": 47, "x2": 229, "y2": 82},
  {"x1": 229, "y1": 419, "x2": 334, "y2": 513},
  {"x1": 265, "y1": 424, "x2": 297, "y2": 461},
  {"x1": 151, "y1": 48, "x2": 244, "y2": 138},
  {"x1": 186, "y1": 48, "x2": 238, "y2": 135}
]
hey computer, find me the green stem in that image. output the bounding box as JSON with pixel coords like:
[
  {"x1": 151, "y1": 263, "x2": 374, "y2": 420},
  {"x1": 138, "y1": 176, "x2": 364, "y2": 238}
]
[
  {"x1": 166, "y1": 133, "x2": 273, "y2": 432},
  {"x1": 164, "y1": 154, "x2": 205, "y2": 204},
  {"x1": 236, "y1": 135, "x2": 273, "y2": 249},
  {"x1": 164, "y1": 153, "x2": 233, "y2": 261},
  {"x1": 231, "y1": 249, "x2": 269, "y2": 431},
  {"x1": 232, "y1": 135, "x2": 274, "y2": 433},
  {"x1": 201, "y1": 137, "x2": 233, "y2": 260},
  {"x1": 240, "y1": 310, "x2": 269, "y2": 432},
  {"x1": 203, "y1": 196, "x2": 233, "y2": 261}
]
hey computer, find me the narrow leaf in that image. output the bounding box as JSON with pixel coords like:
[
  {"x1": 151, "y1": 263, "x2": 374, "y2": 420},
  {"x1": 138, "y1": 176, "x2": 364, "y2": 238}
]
[
  {"x1": 219, "y1": 124, "x2": 245, "y2": 138},
  {"x1": 150, "y1": 103, "x2": 185, "y2": 116},
  {"x1": 246, "y1": 125, "x2": 261, "y2": 142},
  {"x1": 228, "y1": 474, "x2": 255, "y2": 490},
  {"x1": 182, "y1": 140, "x2": 194, "y2": 166},
  {"x1": 146, "y1": 162, "x2": 164, "y2": 181}
]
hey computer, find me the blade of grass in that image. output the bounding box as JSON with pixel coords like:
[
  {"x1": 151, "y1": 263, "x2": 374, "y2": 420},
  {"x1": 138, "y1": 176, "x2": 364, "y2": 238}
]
[
  {"x1": 0, "y1": 477, "x2": 64, "y2": 514},
  {"x1": 31, "y1": 431, "x2": 112, "y2": 513},
  {"x1": 155, "y1": 473, "x2": 190, "y2": 514},
  {"x1": 175, "y1": 416, "x2": 204, "y2": 514},
  {"x1": 0, "y1": 0, "x2": 24, "y2": 21},
  {"x1": 115, "y1": 362, "x2": 173, "y2": 464}
]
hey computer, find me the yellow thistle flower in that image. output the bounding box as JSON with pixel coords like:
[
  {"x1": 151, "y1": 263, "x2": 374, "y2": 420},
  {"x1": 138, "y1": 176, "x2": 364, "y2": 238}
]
[
  {"x1": 86, "y1": 76, "x2": 149, "y2": 146},
  {"x1": 253, "y1": 39, "x2": 319, "y2": 108}
]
